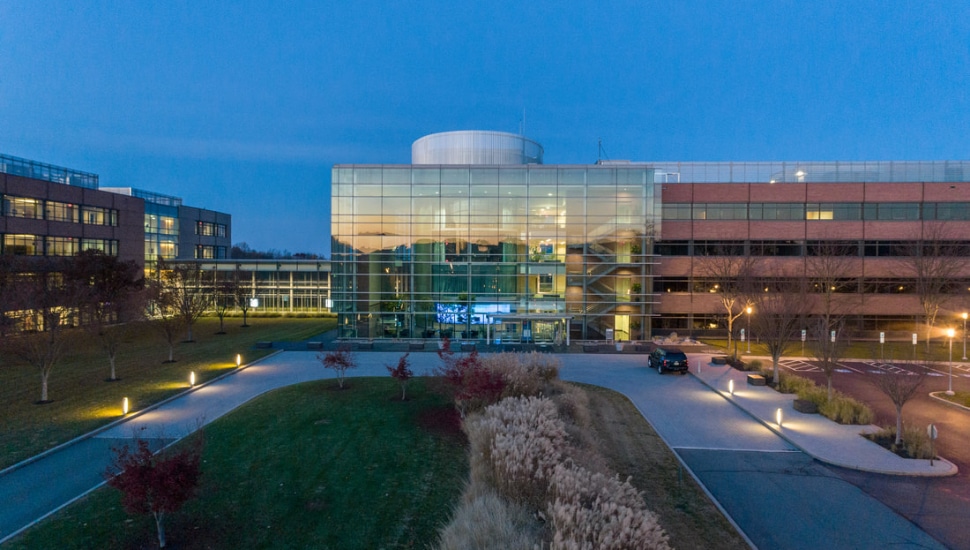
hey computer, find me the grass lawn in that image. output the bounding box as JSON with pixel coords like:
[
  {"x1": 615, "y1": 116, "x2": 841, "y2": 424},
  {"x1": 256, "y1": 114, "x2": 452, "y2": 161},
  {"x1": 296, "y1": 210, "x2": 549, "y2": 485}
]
[
  {"x1": 936, "y1": 390, "x2": 970, "y2": 408},
  {"x1": 0, "y1": 317, "x2": 334, "y2": 470},
  {"x1": 700, "y1": 337, "x2": 962, "y2": 363},
  {"x1": 7, "y1": 377, "x2": 467, "y2": 550},
  {"x1": 8, "y1": 377, "x2": 748, "y2": 549}
]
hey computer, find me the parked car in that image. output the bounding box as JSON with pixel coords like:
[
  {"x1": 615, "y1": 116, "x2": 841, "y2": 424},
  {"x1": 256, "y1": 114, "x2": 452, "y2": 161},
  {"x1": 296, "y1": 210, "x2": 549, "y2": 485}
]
[{"x1": 647, "y1": 347, "x2": 689, "y2": 374}]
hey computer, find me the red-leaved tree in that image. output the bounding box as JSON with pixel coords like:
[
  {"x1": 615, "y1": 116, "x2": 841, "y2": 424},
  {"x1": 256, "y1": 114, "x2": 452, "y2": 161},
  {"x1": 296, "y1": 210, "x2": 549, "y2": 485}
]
[
  {"x1": 319, "y1": 347, "x2": 358, "y2": 389},
  {"x1": 436, "y1": 338, "x2": 505, "y2": 417},
  {"x1": 105, "y1": 437, "x2": 203, "y2": 548},
  {"x1": 386, "y1": 352, "x2": 414, "y2": 400}
]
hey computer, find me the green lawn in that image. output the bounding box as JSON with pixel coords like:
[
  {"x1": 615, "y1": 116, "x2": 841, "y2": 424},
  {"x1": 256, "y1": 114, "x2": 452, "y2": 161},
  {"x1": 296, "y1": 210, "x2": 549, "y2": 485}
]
[
  {"x1": 7, "y1": 377, "x2": 466, "y2": 550},
  {"x1": 701, "y1": 337, "x2": 964, "y2": 363},
  {"x1": 0, "y1": 317, "x2": 334, "y2": 470}
]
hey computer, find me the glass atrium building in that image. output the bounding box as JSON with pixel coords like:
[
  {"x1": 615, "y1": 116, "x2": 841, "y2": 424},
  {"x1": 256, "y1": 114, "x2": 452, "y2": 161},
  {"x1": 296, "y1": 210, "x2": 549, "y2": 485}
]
[{"x1": 332, "y1": 131, "x2": 659, "y2": 343}]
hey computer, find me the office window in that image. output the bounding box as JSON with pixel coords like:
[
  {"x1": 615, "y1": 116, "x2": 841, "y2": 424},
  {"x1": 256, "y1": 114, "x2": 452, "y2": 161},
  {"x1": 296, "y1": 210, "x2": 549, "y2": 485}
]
[
  {"x1": 46, "y1": 236, "x2": 78, "y2": 256},
  {"x1": 82, "y1": 239, "x2": 119, "y2": 256},
  {"x1": 703, "y1": 203, "x2": 747, "y2": 220},
  {"x1": 45, "y1": 200, "x2": 79, "y2": 223},
  {"x1": 927, "y1": 202, "x2": 970, "y2": 221},
  {"x1": 3, "y1": 196, "x2": 43, "y2": 219},
  {"x1": 3, "y1": 234, "x2": 43, "y2": 255},
  {"x1": 756, "y1": 203, "x2": 805, "y2": 220},
  {"x1": 82, "y1": 206, "x2": 119, "y2": 226}
]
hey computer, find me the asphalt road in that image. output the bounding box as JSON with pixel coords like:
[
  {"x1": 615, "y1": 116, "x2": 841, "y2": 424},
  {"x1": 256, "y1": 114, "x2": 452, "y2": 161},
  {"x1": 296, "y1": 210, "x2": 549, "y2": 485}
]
[{"x1": 775, "y1": 356, "x2": 970, "y2": 549}]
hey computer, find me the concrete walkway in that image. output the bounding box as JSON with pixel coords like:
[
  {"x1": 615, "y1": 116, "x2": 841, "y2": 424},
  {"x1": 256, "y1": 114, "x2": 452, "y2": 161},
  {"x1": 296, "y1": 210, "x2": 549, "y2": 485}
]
[
  {"x1": 0, "y1": 349, "x2": 951, "y2": 549},
  {"x1": 688, "y1": 356, "x2": 958, "y2": 476}
]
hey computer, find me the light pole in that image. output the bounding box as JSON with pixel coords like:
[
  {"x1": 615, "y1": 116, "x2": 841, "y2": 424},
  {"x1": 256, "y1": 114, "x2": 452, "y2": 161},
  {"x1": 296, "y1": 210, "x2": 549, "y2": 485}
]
[
  {"x1": 962, "y1": 312, "x2": 968, "y2": 361},
  {"x1": 947, "y1": 328, "x2": 956, "y2": 396},
  {"x1": 746, "y1": 306, "x2": 753, "y2": 354}
]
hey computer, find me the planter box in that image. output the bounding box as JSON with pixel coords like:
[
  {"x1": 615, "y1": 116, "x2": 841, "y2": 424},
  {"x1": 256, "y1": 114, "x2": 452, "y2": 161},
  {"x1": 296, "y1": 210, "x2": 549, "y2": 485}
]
[
  {"x1": 711, "y1": 356, "x2": 729, "y2": 365},
  {"x1": 793, "y1": 399, "x2": 819, "y2": 414},
  {"x1": 408, "y1": 342, "x2": 425, "y2": 351},
  {"x1": 728, "y1": 357, "x2": 747, "y2": 370},
  {"x1": 746, "y1": 374, "x2": 766, "y2": 386},
  {"x1": 460, "y1": 343, "x2": 476, "y2": 352},
  {"x1": 356, "y1": 342, "x2": 374, "y2": 350},
  {"x1": 583, "y1": 344, "x2": 599, "y2": 353}
]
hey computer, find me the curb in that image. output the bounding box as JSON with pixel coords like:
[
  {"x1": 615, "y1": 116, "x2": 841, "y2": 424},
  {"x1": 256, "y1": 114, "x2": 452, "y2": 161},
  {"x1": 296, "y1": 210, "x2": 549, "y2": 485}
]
[
  {"x1": 689, "y1": 362, "x2": 958, "y2": 477},
  {"x1": 928, "y1": 391, "x2": 970, "y2": 413}
]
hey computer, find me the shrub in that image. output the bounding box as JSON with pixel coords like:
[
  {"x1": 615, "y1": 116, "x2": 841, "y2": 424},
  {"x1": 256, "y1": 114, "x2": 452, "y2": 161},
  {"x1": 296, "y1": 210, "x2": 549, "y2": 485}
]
[
  {"x1": 476, "y1": 396, "x2": 568, "y2": 507},
  {"x1": 386, "y1": 353, "x2": 414, "y2": 400},
  {"x1": 747, "y1": 359, "x2": 762, "y2": 371},
  {"x1": 777, "y1": 373, "x2": 815, "y2": 395},
  {"x1": 485, "y1": 352, "x2": 561, "y2": 399},
  {"x1": 318, "y1": 348, "x2": 357, "y2": 389},
  {"x1": 436, "y1": 346, "x2": 506, "y2": 418},
  {"x1": 866, "y1": 425, "x2": 935, "y2": 459},
  {"x1": 437, "y1": 488, "x2": 544, "y2": 550},
  {"x1": 546, "y1": 461, "x2": 671, "y2": 550}
]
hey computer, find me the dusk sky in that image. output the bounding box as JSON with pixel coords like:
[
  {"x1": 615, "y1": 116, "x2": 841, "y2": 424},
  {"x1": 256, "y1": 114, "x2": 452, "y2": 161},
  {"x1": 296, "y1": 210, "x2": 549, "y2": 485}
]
[{"x1": 1, "y1": 2, "x2": 967, "y2": 256}]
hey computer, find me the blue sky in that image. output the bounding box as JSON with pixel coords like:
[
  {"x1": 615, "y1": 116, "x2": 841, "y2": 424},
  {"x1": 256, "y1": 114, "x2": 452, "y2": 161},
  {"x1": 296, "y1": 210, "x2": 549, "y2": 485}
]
[{"x1": 1, "y1": 1, "x2": 967, "y2": 256}]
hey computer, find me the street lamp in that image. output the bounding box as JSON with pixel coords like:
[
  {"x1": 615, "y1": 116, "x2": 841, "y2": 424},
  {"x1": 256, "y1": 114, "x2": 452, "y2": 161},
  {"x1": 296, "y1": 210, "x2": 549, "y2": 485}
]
[
  {"x1": 962, "y1": 312, "x2": 968, "y2": 361},
  {"x1": 746, "y1": 306, "x2": 753, "y2": 354},
  {"x1": 947, "y1": 328, "x2": 956, "y2": 396}
]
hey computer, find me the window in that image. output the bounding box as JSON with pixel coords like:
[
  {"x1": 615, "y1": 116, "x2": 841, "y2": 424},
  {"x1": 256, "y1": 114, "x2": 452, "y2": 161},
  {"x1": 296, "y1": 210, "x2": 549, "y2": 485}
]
[
  {"x1": 865, "y1": 203, "x2": 920, "y2": 221},
  {"x1": 82, "y1": 239, "x2": 119, "y2": 256},
  {"x1": 927, "y1": 202, "x2": 970, "y2": 221},
  {"x1": 655, "y1": 240, "x2": 689, "y2": 255},
  {"x1": 754, "y1": 203, "x2": 805, "y2": 220},
  {"x1": 661, "y1": 203, "x2": 692, "y2": 220},
  {"x1": 750, "y1": 240, "x2": 803, "y2": 256},
  {"x1": 82, "y1": 206, "x2": 119, "y2": 226},
  {"x1": 216, "y1": 224, "x2": 227, "y2": 237},
  {"x1": 3, "y1": 234, "x2": 43, "y2": 255},
  {"x1": 46, "y1": 236, "x2": 78, "y2": 256},
  {"x1": 3, "y1": 196, "x2": 43, "y2": 219},
  {"x1": 703, "y1": 203, "x2": 747, "y2": 220},
  {"x1": 45, "y1": 200, "x2": 79, "y2": 223}
]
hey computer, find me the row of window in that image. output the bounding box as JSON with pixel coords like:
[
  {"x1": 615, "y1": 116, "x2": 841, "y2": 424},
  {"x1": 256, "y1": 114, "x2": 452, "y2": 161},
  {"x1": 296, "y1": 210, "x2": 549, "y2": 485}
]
[
  {"x1": 195, "y1": 221, "x2": 227, "y2": 237},
  {"x1": 655, "y1": 240, "x2": 970, "y2": 257},
  {"x1": 654, "y1": 277, "x2": 970, "y2": 294},
  {"x1": 662, "y1": 202, "x2": 970, "y2": 221},
  {"x1": 1, "y1": 234, "x2": 119, "y2": 256},
  {"x1": 2, "y1": 195, "x2": 119, "y2": 226},
  {"x1": 194, "y1": 245, "x2": 228, "y2": 259}
]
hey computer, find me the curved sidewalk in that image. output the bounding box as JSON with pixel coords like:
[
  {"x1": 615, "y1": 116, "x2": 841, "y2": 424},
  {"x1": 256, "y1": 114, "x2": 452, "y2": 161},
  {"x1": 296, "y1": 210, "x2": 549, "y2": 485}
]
[{"x1": 687, "y1": 355, "x2": 957, "y2": 477}]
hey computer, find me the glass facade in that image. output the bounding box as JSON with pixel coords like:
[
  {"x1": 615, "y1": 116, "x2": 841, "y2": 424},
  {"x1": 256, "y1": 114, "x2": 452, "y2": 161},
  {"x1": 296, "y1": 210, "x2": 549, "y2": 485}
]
[{"x1": 332, "y1": 165, "x2": 659, "y2": 342}]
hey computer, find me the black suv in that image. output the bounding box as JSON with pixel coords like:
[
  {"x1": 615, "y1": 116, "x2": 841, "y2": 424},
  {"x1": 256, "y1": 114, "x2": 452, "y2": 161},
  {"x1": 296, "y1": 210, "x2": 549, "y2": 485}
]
[{"x1": 647, "y1": 347, "x2": 689, "y2": 374}]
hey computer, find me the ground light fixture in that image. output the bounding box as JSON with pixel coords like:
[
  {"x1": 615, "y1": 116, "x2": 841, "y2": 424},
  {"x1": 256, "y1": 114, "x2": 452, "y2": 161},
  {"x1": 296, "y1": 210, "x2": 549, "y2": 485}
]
[
  {"x1": 189, "y1": 371, "x2": 196, "y2": 387},
  {"x1": 962, "y1": 312, "x2": 968, "y2": 361},
  {"x1": 746, "y1": 306, "x2": 753, "y2": 354},
  {"x1": 728, "y1": 379, "x2": 735, "y2": 396},
  {"x1": 122, "y1": 397, "x2": 129, "y2": 415},
  {"x1": 775, "y1": 408, "x2": 783, "y2": 427},
  {"x1": 236, "y1": 354, "x2": 242, "y2": 367},
  {"x1": 947, "y1": 328, "x2": 956, "y2": 396}
]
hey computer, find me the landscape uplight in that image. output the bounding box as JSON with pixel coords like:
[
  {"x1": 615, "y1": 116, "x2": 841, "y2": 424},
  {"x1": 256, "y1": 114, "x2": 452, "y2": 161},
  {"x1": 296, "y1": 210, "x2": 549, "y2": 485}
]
[
  {"x1": 947, "y1": 328, "x2": 956, "y2": 396},
  {"x1": 236, "y1": 354, "x2": 242, "y2": 368},
  {"x1": 962, "y1": 312, "x2": 968, "y2": 361},
  {"x1": 746, "y1": 307, "x2": 753, "y2": 354},
  {"x1": 189, "y1": 371, "x2": 196, "y2": 387},
  {"x1": 122, "y1": 397, "x2": 129, "y2": 415},
  {"x1": 728, "y1": 379, "x2": 735, "y2": 396},
  {"x1": 776, "y1": 408, "x2": 783, "y2": 428}
]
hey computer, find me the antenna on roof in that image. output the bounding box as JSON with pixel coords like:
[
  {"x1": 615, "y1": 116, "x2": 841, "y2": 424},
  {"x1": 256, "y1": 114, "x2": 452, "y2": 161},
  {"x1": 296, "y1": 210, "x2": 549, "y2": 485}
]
[{"x1": 597, "y1": 139, "x2": 610, "y2": 164}]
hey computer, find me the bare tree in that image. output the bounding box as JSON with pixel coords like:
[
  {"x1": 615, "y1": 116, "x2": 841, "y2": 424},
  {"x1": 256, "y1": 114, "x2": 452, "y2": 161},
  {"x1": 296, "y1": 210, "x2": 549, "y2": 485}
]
[
  {"x1": 148, "y1": 276, "x2": 187, "y2": 363},
  {"x1": 231, "y1": 266, "x2": 253, "y2": 327},
  {"x1": 2, "y1": 258, "x2": 81, "y2": 402},
  {"x1": 870, "y1": 361, "x2": 927, "y2": 445},
  {"x1": 807, "y1": 317, "x2": 849, "y2": 401},
  {"x1": 898, "y1": 224, "x2": 969, "y2": 351},
  {"x1": 157, "y1": 260, "x2": 211, "y2": 343},
  {"x1": 65, "y1": 250, "x2": 146, "y2": 381},
  {"x1": 749, "y1": 274, "x2": 811, "y2": 385},
  {"x1": 805, "y1": 239, "x2": 860, "y2": 331},
  {"x1": 213, "y1": 275, "x2": 238, "y2": 335},
  {"x1": 695, "y1": 246, "x2": 756, "y2": 354}
]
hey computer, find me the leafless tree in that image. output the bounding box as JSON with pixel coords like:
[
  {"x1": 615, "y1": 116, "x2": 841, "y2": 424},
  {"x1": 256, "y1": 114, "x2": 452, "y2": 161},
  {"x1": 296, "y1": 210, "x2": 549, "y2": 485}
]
[
  {"x1": 213, "y1": 276, "x2": 238, "y2": 335},
  {"x1": 870, "y1": 361, "x2": 928, "y2": 445},
  {"x1": 65, "y1": 250, "x2": 146, "y2": 381},
  {"x1": 749, "y1": 273, "x2": 811, "y2": 385},
  {"x1": 156, "y1": 260, "x2": 211, "y2": 343},
  {"x1": 2, "y1": 258, "x2": 81, "y2": 402},
  {"x1": 807, "y1": 317, "x2": 849, "y2": 401},
  {"x1": 898, "y1": 224, "x2": 969, "y2": 351},
  {"x1": 231, "y1": 266, "x2": 253, "y2": 327},
  {"x1": 148, "y1": 276, "x2": 187, "y2": 363},
  {"x1": 695, "y1": 246, "x2": 757, "y2": 354},
  {"x1": 805, "y1": 239, "x2": 860, "y2": 331}
]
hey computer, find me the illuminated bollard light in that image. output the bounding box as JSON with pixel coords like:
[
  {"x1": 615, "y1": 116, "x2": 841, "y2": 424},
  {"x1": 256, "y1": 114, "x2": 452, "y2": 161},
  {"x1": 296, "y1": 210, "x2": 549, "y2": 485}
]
[
  {"x1": 122, "y1": 397, "x2": 129, "y2": 415},
  {"x1": 728, "y1": 379, "x2": 735, "y2": 396},
  {"x1": 236, "y1": 354, "x2": 242, "y2": 367},
  {"x1": 776, "y1": 407, "x2": 783, "y2": 428},
  {"x1": 189, "y1": 371, "x2": 196, "y2": 387}
]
